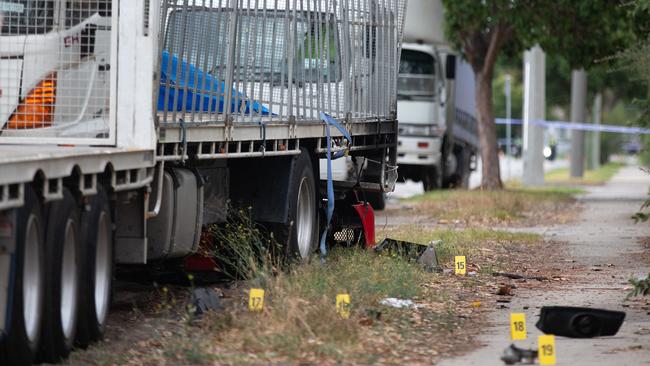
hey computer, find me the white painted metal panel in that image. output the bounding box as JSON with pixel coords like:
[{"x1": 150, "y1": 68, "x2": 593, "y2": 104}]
[
  {"x1": 403, "y1": 0, "x2": 445, "y2": 44},
  {"x1": 115, "y1": 0, "x2": 157, "y2": 150},
  {"x1": 0, "y1": 59, "x2": 22, "y2": 124},
  {"x1": 398, "y1": 100, "x2": 436, "y2": 125},
  {"x1": 453, "y1": 58, "x2": 476, "y2": 119}
]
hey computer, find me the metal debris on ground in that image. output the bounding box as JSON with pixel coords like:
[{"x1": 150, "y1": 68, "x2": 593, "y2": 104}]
[
  {"x1": 379, "y1": 298, "x2": 421, "y2": 309},
  {"x1": 188, "y1": 287, "x2": 223, "y2": 316},
  {"x1": 500, "y1": 344, "x2": 538, "y2": 365},
  {"x1": 374, "y1": 238, "x2": 441, "y2": 272}
]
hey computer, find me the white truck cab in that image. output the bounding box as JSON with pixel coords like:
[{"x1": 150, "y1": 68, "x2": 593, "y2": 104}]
[
  {"x1": 396, "y1": 0, "x2": 478, "y2": 190},
  {"x1": 396, "y1": 43, "x2": 446, "y2": 189}
]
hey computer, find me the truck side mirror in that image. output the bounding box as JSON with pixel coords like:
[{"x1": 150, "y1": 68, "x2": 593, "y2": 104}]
[{"x1": 445, "y1": 54, "x2": 456, "y2": 80}]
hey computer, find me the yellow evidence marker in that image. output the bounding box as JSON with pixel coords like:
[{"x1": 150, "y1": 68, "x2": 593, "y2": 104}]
[
  {"x1": 248, "y1": 288, "x2": 265, "y2": 312},
  {"x1": 336, "y1": 294, "x2": 351, "y2": 319},
  {"x1": 454, "y1": 255, "x2": 466, "y2": 275},
  {"x1": 510, "y1": 313, "x2": 527, "y2": 340},
  {"x1": 538, "y1": 334, "x2": 556, "y2": 365}
]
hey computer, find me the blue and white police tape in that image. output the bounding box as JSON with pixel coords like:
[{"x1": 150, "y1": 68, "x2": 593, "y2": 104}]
[{"x1": 496, "y1": 118, "x2": 650, "y2": 134}]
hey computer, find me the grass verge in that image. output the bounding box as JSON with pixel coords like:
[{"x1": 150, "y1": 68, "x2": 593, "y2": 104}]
[
  {"x1": 544, "y1": 162, "x2": 625, "y2": 185},
  {"x1": 397, "y1": 186, "x2": 580, "y2": 226},
  {"x1": 377, "y1": 226, "x2": 541, "y2": 267},
  {"x1": 67, "y1": 222, "x2": 553, "y2": 365}
]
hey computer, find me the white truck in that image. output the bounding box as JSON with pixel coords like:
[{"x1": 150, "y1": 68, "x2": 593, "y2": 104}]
[
  {"x1": 0, "y1": 1, "x2": 405, "y2": 364},
  {"x1": 396, "y1": 0, "x2": 478, "y2": 190}
]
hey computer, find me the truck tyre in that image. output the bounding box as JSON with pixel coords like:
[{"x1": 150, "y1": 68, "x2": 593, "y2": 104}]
[
  {"x1": 76, "y1": 186, "x2": 113, "y2": 347},
  {"x1": 443, "y1": 148, "x2": 470, "y2": 189},
  {"x1": 422, "y1": 167, "x2": 441, "y2": 192},
  {"x1": 278, "y1": 149, "x2": 318, "y2": 261},
  {"x1": 457, "y1": 150, "x2": 471, "y2": 189},
  {"x1": 39, "y1": 188, "x2": 81, "y2": 362},
  {"x1": 0, "y1": 186, "x2": 45, "y2": 366}
]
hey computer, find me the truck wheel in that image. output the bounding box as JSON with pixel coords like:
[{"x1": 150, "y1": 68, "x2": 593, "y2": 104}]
[
  {"x1": 443, "y1": 148, "x2": 470, "y2": 189},
  {"x1": 0, "y1": 187, "x2": 45, "y2": 366},
  {"x1": 39, "y1": 188, "x2": 80, "y2": 362},
  {"x1": 457, "y1": 150, "x2": 471, "y2": 189},
  {"x1": 76, "y1": 186, "x2": 113, "y2": 347},
  {"x1": 422, "y1": 167, "x2": 441, "y2": 192},
  {"x1": 278, "y1": 149, "x2": 318, "y2": 261}
]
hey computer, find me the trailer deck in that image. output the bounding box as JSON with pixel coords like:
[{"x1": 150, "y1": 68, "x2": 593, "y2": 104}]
[{"x1": 0, "y1": 146, "x2": 154, "y2": 210}]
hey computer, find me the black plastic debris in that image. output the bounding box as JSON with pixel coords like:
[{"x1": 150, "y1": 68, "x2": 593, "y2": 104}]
[
  {"x1": 536, "y1": 306, "x2": 626, "y2": 338},
  {"x1": 500, "y1": 344, "x2": 538, "y2": 365},
  {"x1": 189, "y1": 287, "x2": 223, "y2": 316},
  {"x1": 374, "y1": 238, "x2": 441, "y2": 271}
]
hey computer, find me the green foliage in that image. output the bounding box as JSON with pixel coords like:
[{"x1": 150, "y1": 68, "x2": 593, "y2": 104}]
[
  {"x1": 288, "y1": 248, "x2": 427, "y2": 304},
  {"x1": 539, "y1": 1, "x2": 634, "y2": 70},
  {"x1": 442, "y1": 1, "x2": 633, "y2": 72},
  {"x1": 441, "y1": 0, "x2": 542, "y2": 69},
  {"x1": 207, "y1": 207, "x2": 283, "y2": 283},
  {"x1": 616, "y1": 41, "x2": 650, "y2": 126},
  {"x1": 442, "y1": 1, "x2": 635, "y2": 188},
  {"x1": 627, "y1": 273, "x2": 650, "y2": 298}
]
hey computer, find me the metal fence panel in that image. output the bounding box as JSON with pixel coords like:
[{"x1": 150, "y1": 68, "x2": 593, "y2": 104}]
[
  {"x1": 157, "y1": 0, "x2": 406, "y2": 126},
  {"x1": 0, "y1": 0, "x2": 115, "y2": 143}
]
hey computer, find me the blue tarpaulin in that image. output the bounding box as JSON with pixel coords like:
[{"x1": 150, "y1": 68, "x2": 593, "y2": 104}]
[{"x1": 158, "y1": 51, "x2": 271, "y2": 115}]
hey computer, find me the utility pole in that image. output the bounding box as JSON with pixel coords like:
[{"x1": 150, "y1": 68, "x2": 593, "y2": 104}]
[
  {"x1": 522, "y1": 45, "x2": 545, "y2": 186},
  {"x1": 505, "y1": 74, "x2": 512, "y2": 180},
  {"x1": 570, "y1": 69, "x2": 587, "y2": 178},
  {"x1": 590, "y1": 93, "x2": 602, "y2": 170}
]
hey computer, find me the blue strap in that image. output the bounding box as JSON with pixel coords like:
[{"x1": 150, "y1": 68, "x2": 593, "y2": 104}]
[{"x1": 319, "y1": 112, "x2": 351, "y2": 259}]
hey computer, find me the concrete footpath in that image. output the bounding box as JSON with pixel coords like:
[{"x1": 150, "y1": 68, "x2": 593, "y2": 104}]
[{"x1": 440, "y1": 165, "x2": 650, "y2": 366}]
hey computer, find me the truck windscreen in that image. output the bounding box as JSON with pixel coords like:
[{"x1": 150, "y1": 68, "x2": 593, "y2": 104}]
[
  {"x1": 398, "y1": 49, "x2": 436, "y2": 99},
  {"x1": 0, "y1": 0, "x2": 54, "y2": 35}
]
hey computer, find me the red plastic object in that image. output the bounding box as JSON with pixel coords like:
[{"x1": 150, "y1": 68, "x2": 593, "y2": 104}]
[
  {"x1": 353, "y1": 203, "x2": 375, "y2": 248},
  {"x1": 183, "y1": 254, "x2": 217, "y2": 272}
]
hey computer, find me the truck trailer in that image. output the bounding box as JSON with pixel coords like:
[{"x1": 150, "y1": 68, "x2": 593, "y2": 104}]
[
  {"x1": 396, "y1": 0, "x2": 478, "y2": 190},
  {"x1": 0, "y1": 1, "x2": 406, "y2": 364}
]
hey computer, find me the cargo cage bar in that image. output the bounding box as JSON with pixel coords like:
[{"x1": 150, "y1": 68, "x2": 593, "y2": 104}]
[
  {"x1": 156, "y1": 0, "x2": 405, "y2": 126},
  {"x1": 156, "y1": 117, "x2": 397, "y2": 160}
]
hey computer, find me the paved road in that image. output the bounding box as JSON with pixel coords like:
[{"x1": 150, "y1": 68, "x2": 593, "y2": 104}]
[{"x1": 439, "y1": 165, "x2": 650, "y2": 366}]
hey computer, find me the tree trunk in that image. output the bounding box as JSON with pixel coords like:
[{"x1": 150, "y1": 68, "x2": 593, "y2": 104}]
[{"x1": 475, "y1": 71, "x2": 503, "y2": 189}]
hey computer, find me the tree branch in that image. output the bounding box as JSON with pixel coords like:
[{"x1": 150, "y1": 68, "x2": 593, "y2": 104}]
[{"x1": 482, "y1": 23, "x2": 504, "y2": 76}]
